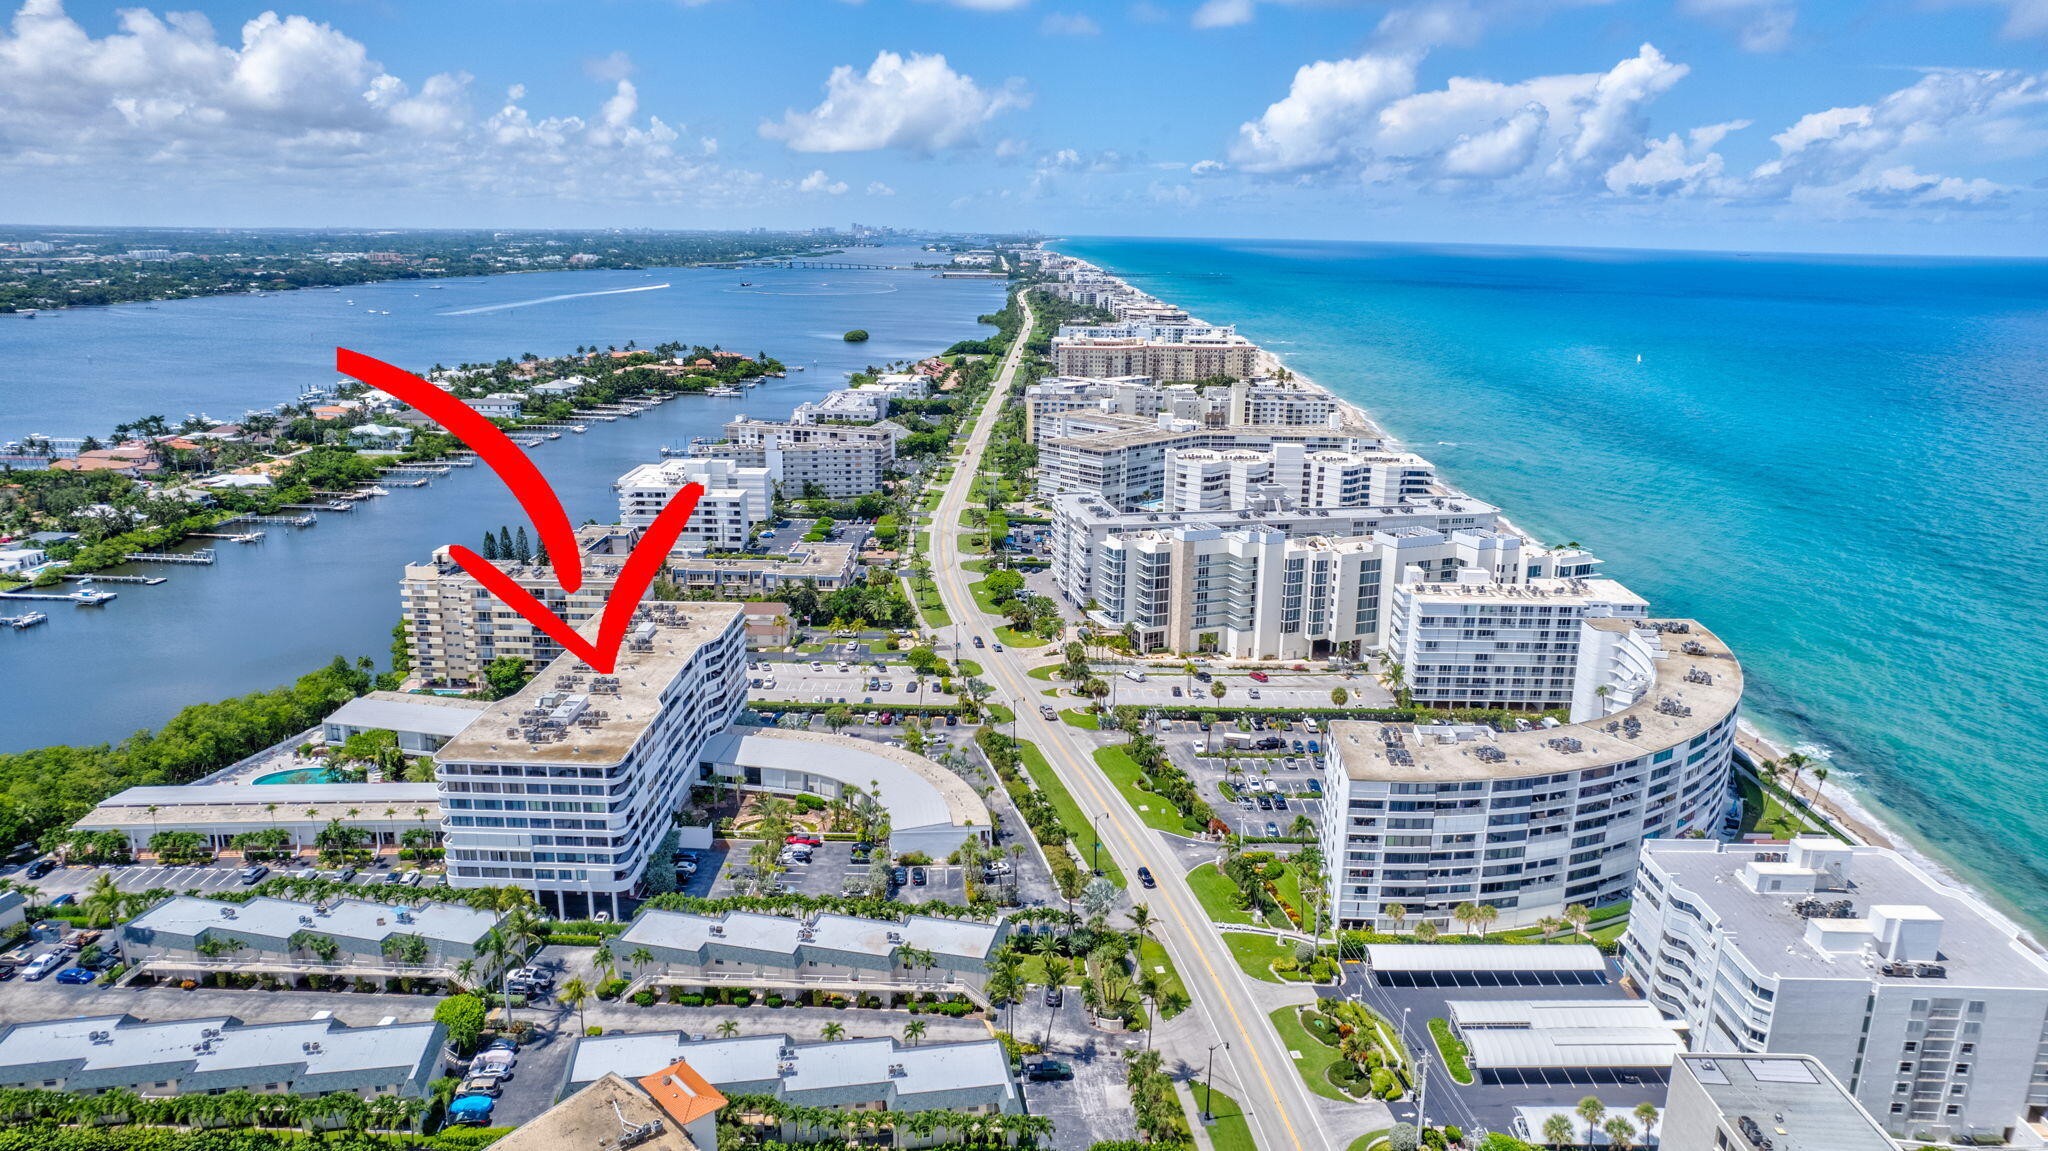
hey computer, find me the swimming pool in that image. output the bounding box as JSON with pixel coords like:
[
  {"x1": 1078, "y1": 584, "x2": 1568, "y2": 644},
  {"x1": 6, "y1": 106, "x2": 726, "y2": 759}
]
[{"x1": 252, "y1": 767, "x2": 348, "y2": 785}]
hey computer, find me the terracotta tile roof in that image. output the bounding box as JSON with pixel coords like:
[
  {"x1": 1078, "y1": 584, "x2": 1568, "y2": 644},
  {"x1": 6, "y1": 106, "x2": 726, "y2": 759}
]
[{"x1": 638, "y1": 1059, "x2": 727, "y2": 1126}]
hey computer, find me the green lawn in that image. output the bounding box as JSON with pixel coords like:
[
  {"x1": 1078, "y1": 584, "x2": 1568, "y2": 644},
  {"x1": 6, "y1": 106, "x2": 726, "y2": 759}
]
[
  {"x1": 1013, "y1": 953, "x2": 1086, "y2": 987},
  {"x1": 1060, "y1": 708, "x2": 1099, "y2": 730},
  {"x1": 1014, "y1": 739, "x2": 1126, "y2": 888},
  {"x1": 1267, "y1": 1005, "x2": 1352, "y2": 1102},
  {"x1": 1190, "y1": 1084, "x2": 1256, "y2": 1151},
  {"x1": 984, "y1": 703, "x2": 1015, "y2": 725},
  {"x1": 1222, "y1": 932, "x2": 1292, "y2": 983},
  {"x1": 1093, "y1": 745, "x2": 1189, "y2": 835},
  {"x1": 995, "y1": 625, "x2": 1050, "y2": 648},
  {"x1": 1738, "y1": 771, "x2": 1814, "y2": 838},
  {"x1": 1186, "y1": 863, "x2": 1258, "y2": 926},
  {"x1": 954, "y1": 659, "x2": 983, "y2": 677},
  {"x1": 1265, "y1": 862, "x2": 1308, "y2": 932},
  {"x1": 1026, "y1": 664, "x2": 1059, "y2": 681},
  {"x1": 1429, "y1": 1017, "x2": 1474, "y2": 1084},
  {"x1": 968, "y1": 578, "x2": 1003, "y2": 615},
  {"x1": 1136, "y1": 936, "x2": 1188, "y2": 1018},
  {"x1": 1347, "y1": 1131, "x2": 1392, "y2": 1151}
]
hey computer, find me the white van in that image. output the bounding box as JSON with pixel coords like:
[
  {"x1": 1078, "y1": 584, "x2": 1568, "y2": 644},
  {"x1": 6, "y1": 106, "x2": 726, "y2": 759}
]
[{"x1": 1122, "y1": 670, "x2": 1148, "y2": 683}]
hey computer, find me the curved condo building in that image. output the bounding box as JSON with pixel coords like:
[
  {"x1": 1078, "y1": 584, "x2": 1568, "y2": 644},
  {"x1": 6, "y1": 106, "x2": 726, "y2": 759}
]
[{"x1": 1320, "y1": 617, "x2": 1742, "y2": 931}]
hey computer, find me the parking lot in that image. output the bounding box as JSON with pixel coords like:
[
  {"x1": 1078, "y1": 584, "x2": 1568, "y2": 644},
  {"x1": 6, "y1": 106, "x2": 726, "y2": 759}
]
[
  {"x1": 7, "y1": 856, "x2": 428, "y2": 903},
  {"x1": 1335, "y1": 960, "x2": 1666, "y2": 1140},
  {"x1": 1083, "y1": 668, "x2": 1394, "y2": 711},
  {"x1": 749, "y1": 659, "x2": 958, "y2": 706}
]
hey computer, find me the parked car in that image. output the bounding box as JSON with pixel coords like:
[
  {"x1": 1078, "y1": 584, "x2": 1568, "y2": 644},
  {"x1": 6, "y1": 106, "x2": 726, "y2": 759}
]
[
  {"x1": 891, "y1": 867, "x2": 909, "y2": 887},
  {"x1": 468, "y1": 1052, "x2": 515, "y2": 1079},
  {"x1": 48, "y1": 893, "x2": 76, "y2": 907},
  {"x1": 1249, "y1": 671, "x2": 1271, "y2": 683},
  {"x1": 23, "y1": 859, "x2": 54, "y2": 880},
  {"x1": 0, "y1": 962, "x2": 18, "y2": 982},
  {"x1": 1307, "y1": 740, "x2": 1321, "y2": 754},
  {"x1": 1256, "y1": 795, "x2": 1272, "y2": 810},
  {"x1": 1026, "y1": 1060, "x2": 1074, "y2": 1082},
  {"x1": 54, "y1": 967, "x2": 95, "y2": 985},
  {"x1": 1171, "y1": 686, "x2": 1183, "y2": 697},
  {"x1": 1307, "y1": 779, "x2": 1323, "y2": 794},
  {"x1": 785, "y1": 834, "x2": 823, "y2": 847},
  {"x1": 486, "y1": 1037, "x2": 520, "y2": 1053},
  {"x1": 401, "y1": 871, "x2": 425, "y2": 887},
  {"x1": 1194, "y1": 671, "x2": 1212, "y2": 683},
  {"x1": 1136, "y1": 867, "x2": 1156, "y2": 889},
  {"x1": 1265, "y1": 821, "x2": 1280, "y2": 837},
  {"x1": 910, "y1": 867, "x2": 927, "y2": 887},
  {"x1": 1248, "y1": 688, "x2": 1262, "y2": 700},
  {"x1": 1291, "y1": 740, "x2": 1304, "y2": 753},
  {"x1": 22, "y1": 953, "x2": 62, "y2": 981},
  {"x1": 458, "y1": 1077, "x2": 503, "y2": 1098},
  {"x1": 1043, "y1": 986, "x2": 1064, "y2": 1007},
  {"x1": 1274, "y1": 796, "x2": 1289, "y2": 811},
  {"x1": 381, "y1": 870, "x2": 403, "y2": 885}
]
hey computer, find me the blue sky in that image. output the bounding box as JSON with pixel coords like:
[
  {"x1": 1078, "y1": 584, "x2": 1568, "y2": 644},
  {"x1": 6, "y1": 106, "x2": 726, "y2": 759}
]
[{"x1": 3, "y1": 0, "x2": 2045, "y2": 254}]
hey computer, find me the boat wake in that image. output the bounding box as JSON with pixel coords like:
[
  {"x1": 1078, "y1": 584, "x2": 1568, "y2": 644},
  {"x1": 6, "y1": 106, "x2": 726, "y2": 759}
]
[{"x1": 439, "y1": 282, "x2": 671, "y2": 316}]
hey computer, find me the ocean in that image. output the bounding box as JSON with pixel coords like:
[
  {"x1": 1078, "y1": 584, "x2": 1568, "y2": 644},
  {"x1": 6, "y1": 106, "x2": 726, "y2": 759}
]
[{"x1": 1063, "y1": 236, "x2": 2048, "y2": 931}]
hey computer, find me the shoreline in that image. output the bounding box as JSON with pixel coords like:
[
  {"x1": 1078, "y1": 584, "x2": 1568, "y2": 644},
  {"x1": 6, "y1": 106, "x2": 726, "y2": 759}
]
[{"x1": 1053, "y1": 248, "x2": 2032, "y2": 940}]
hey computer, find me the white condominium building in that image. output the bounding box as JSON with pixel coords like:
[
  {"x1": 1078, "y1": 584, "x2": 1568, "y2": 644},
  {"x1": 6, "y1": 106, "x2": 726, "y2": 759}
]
[
  {"x1": 1023, "y1": 377, "x2": 1344, "y2": 444},
  {"x1": 616, "y1": 457, "x2": 774, "y2": 550},
  {"x1": 1622, "y1": 837, "x2": 2048, "y2": 1142},
  {"x1": 1052, "y1": 322, "x2": 1261, "y2": 381},
  {"x1": 1039, "y1": 421, "x2": 1373, "y2": 507},
  {"x1": 1662, "y1": 1053, "x2": 1898, "y2": 1151},
  {"x1": 1161, "y1": 444, "x2": 1438, "y2": 512},
  {"x1": 790, "y1": 373, "x2": 928, "y2": 426},
  {"x1": 432, "y1": 602, "x2": 748, "y2": 919},
  {"x1": 1319, "y1": 618, "x2": 1741, "y2": 931},
  {"x1": 1385, "y1": 573, "x2": 1647, "y2": 712},
  {"x1": 690, "y1": 418, "x2": 902, "y2": 499},
  {"x1": 1071, "y1": 523, "x2": 1541, "y2": 660}
]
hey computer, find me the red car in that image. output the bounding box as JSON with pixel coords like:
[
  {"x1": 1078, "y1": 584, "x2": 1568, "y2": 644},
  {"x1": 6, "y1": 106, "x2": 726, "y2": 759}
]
[
  {"x1": 1249, "y1": 671, "x2": 1271, "y2": 683},
  {"x1": 786, "y1": 835, "x2": 824, "y2": 847}
]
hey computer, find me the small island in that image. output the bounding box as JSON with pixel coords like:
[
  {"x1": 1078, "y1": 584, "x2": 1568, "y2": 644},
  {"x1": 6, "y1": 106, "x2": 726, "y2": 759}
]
[{"x1": 843, "y1": 329, "x2": 870, "y2": 342}]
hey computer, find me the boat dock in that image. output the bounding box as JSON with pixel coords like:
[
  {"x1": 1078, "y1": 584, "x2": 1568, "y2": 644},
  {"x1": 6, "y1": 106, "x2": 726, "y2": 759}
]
[
  {"x1": 2, "y1": 611, "x2": 47, "y2": 630},
  {"x1": 0, "y1": 589, "x2": 117, "y2": 605},
  {"x1": 382, "y1": 465, "x2": 451, "y2": 476},
  {"x1": 227, "y1": 513, "x2": 315, "y2": 526},
  {"x1": 281, "y1": 501, "x2": 352, "y2": 512},
  {"x1": 125, "y1": 550, "x2": 216, "y2": 565},
  {"x1": 191, "y1": 531, "x2": 265, "y2": 543},
  {"x1": 57, "y1": 573, "x2": 163, "y2": 585}
]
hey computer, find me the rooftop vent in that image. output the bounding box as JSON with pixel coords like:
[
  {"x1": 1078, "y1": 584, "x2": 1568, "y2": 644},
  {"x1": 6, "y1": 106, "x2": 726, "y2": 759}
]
[
  {"x1": 887, "y1": 1063, "x2": 907, "y2": 1078},
  {"x1": 1737, "y1": 1116, "x2": 1772, "y2": 1151}
]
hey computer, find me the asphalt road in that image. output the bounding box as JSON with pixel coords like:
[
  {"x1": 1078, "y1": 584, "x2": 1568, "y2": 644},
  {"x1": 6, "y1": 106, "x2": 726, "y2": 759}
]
[{"x1": 928, "y1": 295, "x2": 1332, "y2": 1151}]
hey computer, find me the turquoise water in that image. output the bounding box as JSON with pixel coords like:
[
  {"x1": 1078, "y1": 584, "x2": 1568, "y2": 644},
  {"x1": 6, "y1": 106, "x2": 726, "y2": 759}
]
[
  {"x1": 1064, "y1": 237, "x2": 2048, "y2": 929},
  {"x1": 253, "y1": 767, "x2": 347, "y2": 785}
]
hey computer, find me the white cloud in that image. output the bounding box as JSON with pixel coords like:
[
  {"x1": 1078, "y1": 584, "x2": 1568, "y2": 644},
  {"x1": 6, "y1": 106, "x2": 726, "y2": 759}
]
[
  {"x1": 1230, "y1": 52, "x2": 1421, "y2": 171},
  {"x1": 760, "y1": 50, "x2": 1028, "y2": 153},
  {"x1": 799, "y1": 169, "x2": 849, "y2": 194},
  {"x1": 582, "y1": 50, "x2": 635, "y2": 82},
  {"x1": 0, "y1": 0, "x2": 760, "y2": 207},
  {"x1": 1546, "y1": 44, "x2": 1689, "y2": 183},
  {"x1": 866, "y1": 180, "x2": 895, "y2": 195},
  {"x1": 1438, "y1": 103, "x2": 1548, "y2": 178},
  {"x1": 1680, "y1": 0, "x2": 1796, "y2": 52},
  {"x1": 1192, "y1": 0, "x2": 1255, "y2": 28},
  {"x1": 1928, "y1": 0, "x2": 2048, "y2": 40},
  {"x1": 1848, "y1": 165, "x2": 2012, "y2": 207},
  {"x1": 1190, "y1": 158, "x2": 1228, "y2": 175},
  {"x1": 1603, "y1": 120, "x2": 1743, "y2": 195},
  {"x1": 1040, "y1": 11, "x2": 1100, "y2": 34}
]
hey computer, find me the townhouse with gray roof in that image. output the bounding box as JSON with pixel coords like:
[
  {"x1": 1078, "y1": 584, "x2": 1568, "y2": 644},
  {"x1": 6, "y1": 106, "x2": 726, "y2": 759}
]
[
  {"x1": 564, "y1": 1033, "x2": 1020, "y2": 1119},
  {"x1": 0, "y1": 1014, "x2": 443, "y2": 1100},
  {"x1": 616, "y1": 909, "x2": 1006, "y2": 1002},
  {"x1": 122, "y1": 896, "x2": 499, "y2": 979}
]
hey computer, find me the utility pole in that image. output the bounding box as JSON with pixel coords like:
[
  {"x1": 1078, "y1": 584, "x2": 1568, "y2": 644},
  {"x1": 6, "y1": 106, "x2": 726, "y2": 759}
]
[{"x1": 1203, "y1": 1041, "x2": 1230, "y2": 1122}]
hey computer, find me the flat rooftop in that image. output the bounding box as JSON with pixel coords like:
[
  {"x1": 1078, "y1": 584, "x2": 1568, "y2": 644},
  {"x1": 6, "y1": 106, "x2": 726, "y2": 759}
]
[
  {"x1": 670, "y1": 544, "x2": 854, "y2": 576},
  {"x1": 1053, "y1": 492, "x2": 1499, "y2": 527},
  {"x1": 322, "y1": 692, "x2": 489, "y2": 737},
  {"x1": 1449, "y1": 1000, "x2": 1686, "y2": 1070},
  {"x1": 74, "y1": 782, "x2": 440, "y2": 830},
  {"x1": 492, "y1": 1074, "x2": 705, "y2": 1151},
  {"x1": 126, "y1": 895, "x2": 498, "y2": 947},
  {"x1": 1367, "y1": 944, "x2": 1606, "y2": 973},
  {"x1": 1331, "y1": 619, "x2": 1741, "y2": 782},
  {"x1": 568, "y1": 1033, "x2": 1015, "y2": 1103},
  {"x1": 618, "y1": 908, "x2": 1001, "y2": 963},
  {"x1": 1046, "y1": 423, "x2": 1370, "y2": 454},
  {"x1": 0, "y1": 1014, "x2": 437, "y2": 1082},
  {"x1": 702, "y1": 728, "x2": 988, "y2": 833},
  {"x1": 1642, "y1": 840, "x2": 2048, "y2": 990},
  {"x1": 435, "y1": 603, "x2": 742, "y2": 766},
  {"x1": 1676, "y1": 1054, "x2": 1894, "y2": 1151},
  {"x1": 1401, "y1": 575, "x2": 1647, "y2": 607}
]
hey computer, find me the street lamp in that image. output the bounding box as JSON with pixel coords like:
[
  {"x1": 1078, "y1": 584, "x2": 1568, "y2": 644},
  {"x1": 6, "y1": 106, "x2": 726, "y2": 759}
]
[
  {"x1": 1090, "y1": 811, "x2": 1109, "y2": 876},
  {"x1": 1202, "y1": 1041, "x2": 1230, "y2": 1122}
]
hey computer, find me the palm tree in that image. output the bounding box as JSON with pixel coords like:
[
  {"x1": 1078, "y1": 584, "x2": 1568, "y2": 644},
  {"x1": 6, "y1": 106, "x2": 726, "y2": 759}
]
[
  {"x1": 1577, "y1": 1096, "x2": 1608, "y2": 1143},
  {"x1": 1536, "y1": 915, "x2": 1566, "y2": 940},
  {"x1": 1474, "y1": 902, "x2": 1499, "y2": 940},
  {"x1": 1811, "y1": 764, "x2": 1830, "y2": 800},
  {"x1": 1604, "y1": 1116, "x2": 1637, "y2": 1151},
  {"x1": 1452, "y1": 901, "x2": 1482, "y2": 937},
  {"x1": 715, "y1": 1020, "x2": 741, "y2": 1039},
  {"x1": 1565, "y1": 903, "x2": 1593, "y2": 939},
  {"x1": 1633, "y1": 1101, "x2": 1660, "y2": 1137},
  {"x1": 1543, "y1": 1113, "x2": 1576, "y2": 1151},
  {"x1": 558, "y1": 977, "x2": 593, "y2": 1033},
  {"x1": 904, "y1": 1018, "x2": 928, "y2": 1046},
  {"x1": 1414, "y1": 921, "x2": 1440, "y2": 943},
  {"x1": 821, "y1": 1021, "x2": 847, "y2": 1041},
  {"x1": 628, "y1": 946, "x2": 655, "y2": 980},
  {"x1": 1779, "y1": 751, "x2": 1812, "y2": 800},
  {"x1": 1381, "y1": 902, "x2": 1408, "y2": 933}
]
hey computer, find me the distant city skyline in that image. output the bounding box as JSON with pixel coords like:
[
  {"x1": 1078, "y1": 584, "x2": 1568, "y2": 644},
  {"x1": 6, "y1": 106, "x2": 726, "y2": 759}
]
[{"x1": 3, "y1": 0, "x2": 2045, "y2": 255}]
